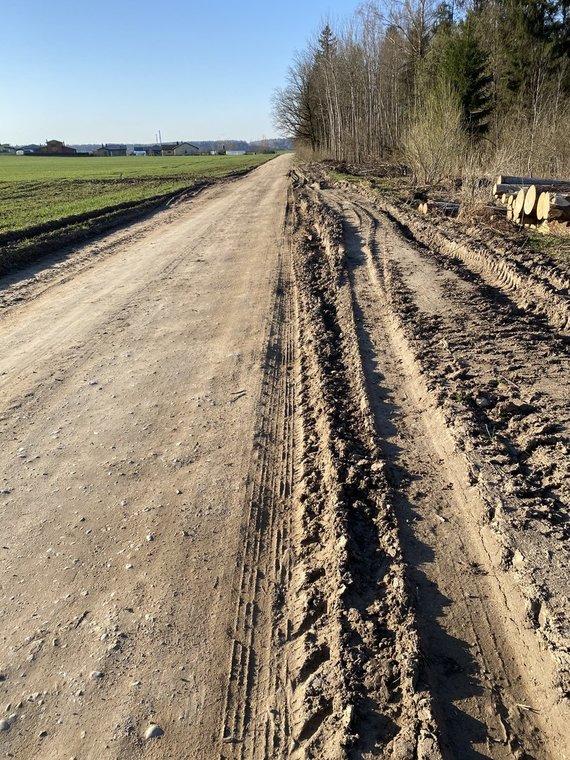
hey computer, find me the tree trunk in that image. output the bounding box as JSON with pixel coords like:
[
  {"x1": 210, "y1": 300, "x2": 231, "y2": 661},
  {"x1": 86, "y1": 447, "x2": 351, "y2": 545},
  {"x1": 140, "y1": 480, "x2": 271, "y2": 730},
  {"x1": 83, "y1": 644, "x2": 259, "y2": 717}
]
[
  {"x1": 537, "y1": 192, "x2": 570, "y2": 221},
  {"x1": 493, "y1": 182, "x2": 530, "y2": 196},
  {"x1": 498, "y1": 175, "x2": 570, "y2": 188}
]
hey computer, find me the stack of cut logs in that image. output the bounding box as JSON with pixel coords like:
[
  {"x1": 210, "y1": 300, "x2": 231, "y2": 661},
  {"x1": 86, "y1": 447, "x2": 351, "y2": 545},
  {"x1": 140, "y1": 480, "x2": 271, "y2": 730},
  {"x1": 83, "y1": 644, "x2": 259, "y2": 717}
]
[
  {"x1": 417, "y1": 200, "x2": 460, "y2": 217},
  {"x1": 493, "y1": 175, "x2": 570, "y2": 233}
]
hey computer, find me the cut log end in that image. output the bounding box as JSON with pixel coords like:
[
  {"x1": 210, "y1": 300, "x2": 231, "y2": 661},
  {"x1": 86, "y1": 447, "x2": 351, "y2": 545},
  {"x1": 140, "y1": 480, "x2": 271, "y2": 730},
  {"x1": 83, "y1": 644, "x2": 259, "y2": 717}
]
[{"x1": 523, "y1": 185, "x2": 537, "y2": 216}]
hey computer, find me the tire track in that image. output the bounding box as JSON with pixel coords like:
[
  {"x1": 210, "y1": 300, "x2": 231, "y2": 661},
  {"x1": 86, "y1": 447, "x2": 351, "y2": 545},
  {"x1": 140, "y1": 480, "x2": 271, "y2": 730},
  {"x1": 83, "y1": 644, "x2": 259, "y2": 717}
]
[
  {"x1": 217, "y1": 216, "x2": 296, "y2": 760},
  {"x1": 350, "y1": 188, "x2": 570, "y2": 334},
  {"x1": 335, "y1": 192, "x2": 570, "y2": 686},
  {"x1": 286, "y1": 183, "x2": 440, "y2": 759},
  {"x1": 217, "y1": 168, "x2": 569, "y2": 758},
  {"x1": 313, "y1": 184, "x2": 570, "y2": 757}
]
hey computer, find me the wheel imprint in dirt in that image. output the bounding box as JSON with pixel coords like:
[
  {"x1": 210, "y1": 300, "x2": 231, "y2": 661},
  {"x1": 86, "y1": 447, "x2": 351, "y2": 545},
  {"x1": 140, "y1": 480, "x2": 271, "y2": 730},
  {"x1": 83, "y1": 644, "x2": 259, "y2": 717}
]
[
  {"x1": 289, "y1": 175, "x2": 570, "y2": 759},
  {"x1": 286, "y1": 184, "x2": 440, "y2": 759},
  {"x1": 218, "y1": 233, "x2": 296, "y2": 760},
  {"x1": 216, "y1": 169, "x2": 569, "y2": 760}
]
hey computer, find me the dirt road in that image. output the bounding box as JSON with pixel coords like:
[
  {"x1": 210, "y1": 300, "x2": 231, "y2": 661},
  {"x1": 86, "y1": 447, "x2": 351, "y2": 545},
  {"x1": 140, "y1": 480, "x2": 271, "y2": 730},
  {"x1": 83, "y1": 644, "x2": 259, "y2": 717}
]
[
  {"x1": 0, "y1": 156, "x2": 292, "y2": 759},
  {"x1": 0, "y1": 156, "x2": 569, "y2": 759}
]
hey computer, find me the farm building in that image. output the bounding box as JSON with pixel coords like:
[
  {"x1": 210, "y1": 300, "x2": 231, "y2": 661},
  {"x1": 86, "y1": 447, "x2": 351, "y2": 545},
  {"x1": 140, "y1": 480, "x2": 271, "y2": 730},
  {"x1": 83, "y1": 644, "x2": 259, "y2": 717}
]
[
  {"x1": 16, "y1": 144, "x2": 40, "y2": 154},
  {"x1": 131, "y1": 142, "x2": 201, "y2": 156},
  {"x1": 0, "y1": 144, "x2": 16, "y2": 155},
  {"x1": 158, "y1": 143, "x2": 178, "y2": 156},
  {"x1": 160, "y1": 142, "x2": 200, "y2": 156},
  {"x1": 36, "y1": 140, "x2": 77, "y2": 155},
  {"x1": 92, "y1": 144, "x2": 127, "y2": 157},
  {"x1": 173, "y1": 142, "x2": 200, "y2": 156}
]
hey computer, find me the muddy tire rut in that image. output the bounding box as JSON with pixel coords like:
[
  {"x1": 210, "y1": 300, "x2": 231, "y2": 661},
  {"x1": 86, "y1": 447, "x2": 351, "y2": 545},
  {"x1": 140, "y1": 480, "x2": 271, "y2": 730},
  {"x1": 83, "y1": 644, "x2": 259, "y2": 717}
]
[
  {"x1": 265, "y1": 171, "x2": 570, "y2": 759},
  {"x1": 326, "y1": 193, "x2": 567, "y2": 758}
]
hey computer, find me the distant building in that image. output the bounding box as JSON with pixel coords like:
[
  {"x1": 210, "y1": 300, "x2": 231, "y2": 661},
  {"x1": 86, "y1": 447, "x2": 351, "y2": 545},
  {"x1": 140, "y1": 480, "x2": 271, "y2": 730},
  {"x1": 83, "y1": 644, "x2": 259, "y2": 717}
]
[
  {"x1": 226, "y1": 150, "x2": 246, "y2": 156},
  {"x1": 0, "y1": 144, "x2": 16, "y2": 155},
  {"x1": 17, "y1": 144, "x2": 40, "y2": 154},
  {"x1": 172, "y1": 142, "x2": 200, "y2": 156},
  {"x1": 92, "y1": 144, "x2": 127, "y2": 157},
  {"x1": 130, "y1": 142, "x2": 201, "y2": 157},
  {"x1": 36, "y1": 140, "x2": 77, "y2": 155},
  {"x1": 160, "y1": 142, "x2": 200, "y2": 156},
  {"x1": 157, "y1": 143, "x2": 177, "y2": 156}
]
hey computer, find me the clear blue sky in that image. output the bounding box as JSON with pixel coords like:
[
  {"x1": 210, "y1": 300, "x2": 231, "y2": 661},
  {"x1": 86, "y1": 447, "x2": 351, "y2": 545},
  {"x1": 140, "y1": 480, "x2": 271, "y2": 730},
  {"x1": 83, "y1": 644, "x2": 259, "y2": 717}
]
[{"x1": 1, "y1": 0, "x2": 359, "y2": 145}]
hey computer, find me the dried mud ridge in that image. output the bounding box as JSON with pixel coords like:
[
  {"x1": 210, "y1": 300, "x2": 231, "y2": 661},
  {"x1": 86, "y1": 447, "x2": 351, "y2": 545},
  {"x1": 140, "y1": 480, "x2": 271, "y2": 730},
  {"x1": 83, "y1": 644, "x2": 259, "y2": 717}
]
[
  {"x1": 219, "y1": 168, "x2": 570, "y2": 758},
  {"x1": 353, "y1": 179, "x2": 570, "y2": 334},
  {"x1": 286, "y1": 187, "x2": 441, "y2": 758},
  {"x1": 324, "y1": 175, "x2": 570, "y2": 672}
]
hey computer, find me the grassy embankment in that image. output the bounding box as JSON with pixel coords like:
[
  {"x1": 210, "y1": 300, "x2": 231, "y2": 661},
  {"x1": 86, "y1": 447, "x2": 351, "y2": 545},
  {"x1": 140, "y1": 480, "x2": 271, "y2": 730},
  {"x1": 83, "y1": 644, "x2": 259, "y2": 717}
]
[{"x1": 0, "y1": 154, "x2": 274, "y2": 234}]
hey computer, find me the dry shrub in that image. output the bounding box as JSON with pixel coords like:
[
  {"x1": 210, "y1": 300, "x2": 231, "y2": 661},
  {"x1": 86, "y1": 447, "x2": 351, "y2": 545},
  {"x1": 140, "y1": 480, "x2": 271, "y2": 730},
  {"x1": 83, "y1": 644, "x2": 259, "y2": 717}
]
[
  {"x1": 458, "y1": 148, "x2": 491, "y2": 215},
  {"x1": 490, "y1": 97, "x2": 570, "y2": 179},
  {"x1": 402, "y1": 83, "x2": 468, "y2": 185},
  {"x1": 294, "y1": 139, "x2": 334, "y2": 163}
]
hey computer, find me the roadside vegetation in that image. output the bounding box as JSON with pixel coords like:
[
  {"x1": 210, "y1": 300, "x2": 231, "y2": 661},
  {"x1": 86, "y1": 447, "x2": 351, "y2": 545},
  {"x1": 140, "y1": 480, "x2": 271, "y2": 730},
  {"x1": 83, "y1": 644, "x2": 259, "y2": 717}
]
[
  {"x1": 273, "y1": 0, "x2": 570, "y2": 184},
  {"x1": 0, "y1": 154, "x2": 274, "y2": 234}
]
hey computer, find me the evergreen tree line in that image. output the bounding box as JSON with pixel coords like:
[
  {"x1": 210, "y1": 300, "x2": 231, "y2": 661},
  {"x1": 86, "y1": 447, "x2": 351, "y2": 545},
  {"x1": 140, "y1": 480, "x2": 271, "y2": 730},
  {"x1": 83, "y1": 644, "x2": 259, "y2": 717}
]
[{"x1": 273, "y1": 0, "x2": 570, "y2": 179}]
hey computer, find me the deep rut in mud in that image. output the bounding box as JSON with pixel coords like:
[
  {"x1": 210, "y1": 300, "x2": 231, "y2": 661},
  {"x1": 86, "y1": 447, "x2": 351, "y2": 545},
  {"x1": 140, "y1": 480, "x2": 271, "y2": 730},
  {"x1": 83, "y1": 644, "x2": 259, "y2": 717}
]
[
  {"x1": 216, "y1": 170, "x2": 570, "y2": 759},
  {"x1": 290, "y1": 177, "x2": 570, "y2": 758},
  {"x1": 330, "y1": 196, "x2": 565, "y2": 758}
]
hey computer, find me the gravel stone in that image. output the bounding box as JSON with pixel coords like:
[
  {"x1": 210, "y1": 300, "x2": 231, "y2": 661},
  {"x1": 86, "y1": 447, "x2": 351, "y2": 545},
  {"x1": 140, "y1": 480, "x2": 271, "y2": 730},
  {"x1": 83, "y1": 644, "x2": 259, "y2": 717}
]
[{"x1": 144, "y1": 723, "x2": 164, "y2": 739}]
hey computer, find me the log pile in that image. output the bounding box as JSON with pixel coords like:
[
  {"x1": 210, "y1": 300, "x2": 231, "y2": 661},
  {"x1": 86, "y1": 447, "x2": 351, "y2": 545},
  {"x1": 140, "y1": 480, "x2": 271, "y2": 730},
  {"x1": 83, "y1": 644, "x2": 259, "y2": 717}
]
[
  {"x1": 418, "y1": 201, "x2": 460, "y2": 217},
  {"x1": 417, "y1": 200, "x2": 505, "y2": 219},
  {"x1": 492, "y1": 175, "x2": 570, "y2": 233},
  {"x1": 414, "y1": 175, "x2": 569, "y2": 234}
]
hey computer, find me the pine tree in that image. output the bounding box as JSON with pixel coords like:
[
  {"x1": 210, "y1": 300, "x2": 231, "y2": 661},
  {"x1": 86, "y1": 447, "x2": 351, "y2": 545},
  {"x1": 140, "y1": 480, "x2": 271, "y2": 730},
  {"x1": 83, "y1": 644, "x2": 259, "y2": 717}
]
[
  {"x1": 316, "y1": 24, "x2": 337, "y2": 61},
  {"x1": 446, "y1": 20, "x2": 493, "y2": 136},
  {"x1": 423, "y1": 16, "x2": 493, "y2": 137},
  {"x1": 496, "y1": 0, "x2": 569, "y2": 102}
]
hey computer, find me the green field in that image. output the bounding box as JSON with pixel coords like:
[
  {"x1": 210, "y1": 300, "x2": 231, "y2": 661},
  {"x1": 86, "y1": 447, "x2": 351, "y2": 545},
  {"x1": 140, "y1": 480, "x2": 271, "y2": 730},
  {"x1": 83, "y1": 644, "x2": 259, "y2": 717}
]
[{"x1": 0, "y1": 154, "x2": 275, "y2": 234}]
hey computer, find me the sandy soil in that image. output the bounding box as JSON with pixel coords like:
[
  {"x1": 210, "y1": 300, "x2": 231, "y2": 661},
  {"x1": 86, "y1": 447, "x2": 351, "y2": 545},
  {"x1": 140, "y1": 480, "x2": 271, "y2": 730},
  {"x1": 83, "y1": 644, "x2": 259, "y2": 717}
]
[
  {"x1": 1, "y1": 155, "x2": 569, "y2": 759},
  {"x1": 0, "y1": 155, "x2": 291, "y2": 759}
]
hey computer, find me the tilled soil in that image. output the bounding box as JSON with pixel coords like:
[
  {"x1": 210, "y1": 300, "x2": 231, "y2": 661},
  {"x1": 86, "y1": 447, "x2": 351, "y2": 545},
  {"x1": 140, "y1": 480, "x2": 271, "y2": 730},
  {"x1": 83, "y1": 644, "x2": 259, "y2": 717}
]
[{"x1": 0, "y1": 156, "x2": 569, "y2": 759}]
